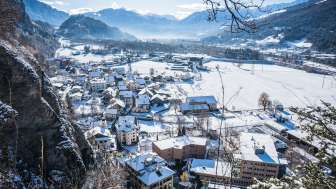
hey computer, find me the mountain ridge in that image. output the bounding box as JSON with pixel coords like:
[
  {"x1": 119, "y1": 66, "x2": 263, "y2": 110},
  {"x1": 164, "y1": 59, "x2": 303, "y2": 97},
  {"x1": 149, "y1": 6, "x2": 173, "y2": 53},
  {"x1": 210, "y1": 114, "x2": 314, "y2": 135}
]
[
  {"x1": 23, "y1": 0, "x2": 69, "y2": 26},
  {"x1": 202, "y1": 0, "x2": 336, "y2": 53},
  {"x1": 57, "y1": 14, "x2": 137, "y2": 41}
]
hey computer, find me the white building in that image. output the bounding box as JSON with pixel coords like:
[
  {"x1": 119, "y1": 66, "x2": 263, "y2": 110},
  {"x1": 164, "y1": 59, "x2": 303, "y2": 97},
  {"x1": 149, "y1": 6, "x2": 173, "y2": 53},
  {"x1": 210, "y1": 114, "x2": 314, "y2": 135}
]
[
  {"x1": 74, "y1": 74, "x2": 87, "y2": 85},
  {"x1": 111, "y1": 99, "x2": 126, "y2": 112},
  {"x1": 104, "y1": 108, "x2": 118, "y2": 120},
  {"x1": 105, "y1": 74, "x2": 115, "y2": 86},
  {"x1": 237, "y1": 132, "x2": 286, "y2": 185},
  {"x1": 90, "y1": 78, "x2": 106, "y2": 92},
  {"x1": 134, "y1": 95, "x2": 151, "y2": 112},
  {"x1": 125, "y1": 152, "x2": 175, "y2": 189},
  {"x1": 119, "y1": 91, "x2": 134, "y2": 106},
  {"x1": 85, "y1": 127, "x2": 117, "y2": 152},
  {"x1": 116, "y1": 116, "x2": 139, "y2": 146}
]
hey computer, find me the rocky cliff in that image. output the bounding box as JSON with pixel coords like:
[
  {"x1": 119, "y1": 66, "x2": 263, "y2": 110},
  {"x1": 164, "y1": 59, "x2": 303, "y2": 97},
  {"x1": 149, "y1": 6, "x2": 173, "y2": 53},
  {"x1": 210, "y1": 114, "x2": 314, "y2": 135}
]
[{"x1": 0, "y1": 0, "x2": 94, "y2": 188}]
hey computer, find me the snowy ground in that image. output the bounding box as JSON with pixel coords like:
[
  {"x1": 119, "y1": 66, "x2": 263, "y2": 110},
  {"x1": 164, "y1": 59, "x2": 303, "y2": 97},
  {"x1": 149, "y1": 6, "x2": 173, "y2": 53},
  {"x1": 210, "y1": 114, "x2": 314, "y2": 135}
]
[
  {"x1": 55, "y1": 42, "x2": 336, "y2": 110},
  {"x1": 127, "y1": 60, "x2": 336, "y2": 110}
]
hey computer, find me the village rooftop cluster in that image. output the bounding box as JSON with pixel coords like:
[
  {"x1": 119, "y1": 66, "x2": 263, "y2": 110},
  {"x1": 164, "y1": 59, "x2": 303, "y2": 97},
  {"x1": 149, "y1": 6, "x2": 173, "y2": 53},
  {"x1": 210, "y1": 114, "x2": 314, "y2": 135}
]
[{"x1": 49, "y1": 41, "x2": 335, "y2": 189}]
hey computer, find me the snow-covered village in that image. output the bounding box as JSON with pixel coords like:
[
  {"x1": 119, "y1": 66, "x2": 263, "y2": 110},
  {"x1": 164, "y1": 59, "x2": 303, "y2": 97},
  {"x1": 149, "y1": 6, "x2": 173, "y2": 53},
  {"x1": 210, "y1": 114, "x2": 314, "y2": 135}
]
[
  {"x1": 0, "y1": 0, "x2": 336, "y2": 189},
  {"x1": 45, "y1": 35, "x2": 336, "y2": 188}
]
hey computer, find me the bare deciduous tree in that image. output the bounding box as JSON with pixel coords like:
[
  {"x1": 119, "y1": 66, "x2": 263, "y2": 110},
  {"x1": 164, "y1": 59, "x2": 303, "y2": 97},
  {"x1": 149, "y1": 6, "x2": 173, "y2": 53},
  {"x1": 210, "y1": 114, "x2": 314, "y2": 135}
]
[
  {"x1": 203, "y1": 0, "x2": 265, "y2": 32},
  {"x1": 258, "y1": 92, "x2": 271, "y2": 111}
]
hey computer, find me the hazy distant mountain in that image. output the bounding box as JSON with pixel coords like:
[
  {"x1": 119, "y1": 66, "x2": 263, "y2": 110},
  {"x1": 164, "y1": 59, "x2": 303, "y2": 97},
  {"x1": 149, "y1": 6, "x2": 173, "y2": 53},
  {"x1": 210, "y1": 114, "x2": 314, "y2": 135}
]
[
  {"x1": 203, "y1": 0, "x2": 336, "y2": 53},
  {"x1": 180, "y1": 0, "x2": 308, "y2": 26},
  {"x1": 83, "y1": 8, "x2": 225, "y2": 39},
  {"x1": 23, "y1": 0, "x2": 69, "y2": 26},
  {"x1": 84, "y1": 9, "x2": 178, "y2": 39},
  {"x1": 83, "y1": 0, "x2": 309, "y2": 39},
  {"x1": 23, "y1": 0, "x2": 309, "y2": 39},
  {"x1": 57, "y1": 15, "x2": 137, "y2": 41}
]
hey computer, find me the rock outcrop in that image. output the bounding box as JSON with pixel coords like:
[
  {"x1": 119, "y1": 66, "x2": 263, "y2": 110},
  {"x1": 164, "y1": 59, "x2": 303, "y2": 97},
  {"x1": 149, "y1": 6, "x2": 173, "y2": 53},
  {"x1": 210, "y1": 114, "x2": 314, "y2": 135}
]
[{"x1": 0, "y1": 0, "x2": 94, "y2": 188}]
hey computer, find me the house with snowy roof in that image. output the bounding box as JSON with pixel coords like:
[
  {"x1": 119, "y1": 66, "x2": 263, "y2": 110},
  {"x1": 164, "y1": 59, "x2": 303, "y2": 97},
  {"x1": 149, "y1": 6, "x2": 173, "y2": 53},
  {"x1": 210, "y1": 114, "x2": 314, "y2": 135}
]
[
  {"x1": 236, "y1": 132, "x2": 286, "y2": 186},
  {"x1": 186, "y1": 96, "x2": 218, "y2": 111},
  {"x1": 180, "y1": 103, "x2": 209, "y2": 114},
  {"x1": 84, "y1": 127, "x2": 116, "y2": 152},
  {"x1": 110, "y1": 99, "x2": 126, "y2": 112},
  {"x1": 116, "y1": 116, "x2": 139, "y2": 146},
  {"x1": 150, "y1": 94, "x2": 167, "y2": 106},
  {"x1": 103, "y1": 108, "x2": 118, "y2": 120},
  {"x1": 139, "y1": 87, "x2": 155, "y2": 98},
  {"x1": 104, "y1": 74, "x2": 116, "y2": 87},
  {"x1": 119, "y1": 90, "x2": 134, "y2": 106},
  {"x1": 89, "y1": 69, "x2": 103, "y2": 79},
  {"x1": 125, "y1": 152, "x2": 175, "y2": 189},
  {"x1": 135, "y1": 78, "x2": 146, "y2": 89},
  {"x1": 89, "y1": 78, "x2": 106, "y2": 92},
  {"x1": 73, "y1": 73, "x2": 87, "y2": 86},
  {"x1": 152, "y1": 136, "x2": 207, "y2": 162},
  {"x1": 189, "y1": 159, "x2": 242, "y2": 187},
  {"x1": 134, "y1": 95, "x2": 151, "y2": 113},
  {"x1": 113, "y1": 67, "x2": 126, "y2": 75},
  {"x1": 117, "y1": 80, "x2": 128, "y2": 91},
  {"x1": 180, "y1": 96, "x2": 218, "y2": 114}
]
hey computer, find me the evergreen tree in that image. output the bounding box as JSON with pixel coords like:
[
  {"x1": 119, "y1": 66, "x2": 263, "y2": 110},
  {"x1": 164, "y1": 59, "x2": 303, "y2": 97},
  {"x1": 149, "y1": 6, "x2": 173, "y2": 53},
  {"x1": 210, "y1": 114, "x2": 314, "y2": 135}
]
[{"x1": 250, "y1": 102, "x2": 336, "y2": 189}]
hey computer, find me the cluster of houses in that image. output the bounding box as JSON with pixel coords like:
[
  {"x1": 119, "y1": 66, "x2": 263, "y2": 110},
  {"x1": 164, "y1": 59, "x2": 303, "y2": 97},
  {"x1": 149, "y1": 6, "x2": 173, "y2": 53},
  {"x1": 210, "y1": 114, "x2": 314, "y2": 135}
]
[
  {"x1": 118, "y1": 132, "x2": 288, "y2": 189},
  {"x1": 50, "y1": 47, "x2": 331, "y2": 189}
]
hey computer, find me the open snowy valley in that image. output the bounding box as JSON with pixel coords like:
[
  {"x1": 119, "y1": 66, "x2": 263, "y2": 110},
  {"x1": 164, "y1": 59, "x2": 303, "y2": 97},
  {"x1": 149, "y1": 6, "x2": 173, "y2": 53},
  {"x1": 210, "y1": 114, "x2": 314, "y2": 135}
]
[{"x1": 1, "y1": 0, "x2": 336, "y2": 188}]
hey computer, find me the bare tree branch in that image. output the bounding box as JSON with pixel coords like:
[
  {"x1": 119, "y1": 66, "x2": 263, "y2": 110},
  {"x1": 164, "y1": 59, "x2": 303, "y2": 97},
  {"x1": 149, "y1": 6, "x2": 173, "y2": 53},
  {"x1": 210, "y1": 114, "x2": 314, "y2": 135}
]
[{"x1": 203, "y1": 0, "x2": 265, "y2": 33}]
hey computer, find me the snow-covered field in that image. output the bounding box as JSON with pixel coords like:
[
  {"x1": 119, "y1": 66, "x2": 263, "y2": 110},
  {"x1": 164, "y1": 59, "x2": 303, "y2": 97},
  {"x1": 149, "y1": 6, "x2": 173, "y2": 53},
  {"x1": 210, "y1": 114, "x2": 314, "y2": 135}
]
[
  {"x1": 56, "y1": 42, "x2": 336, "y2": 111},
  {"x1": 127, "y1": 60, "x2": 336, "y2": 110}
]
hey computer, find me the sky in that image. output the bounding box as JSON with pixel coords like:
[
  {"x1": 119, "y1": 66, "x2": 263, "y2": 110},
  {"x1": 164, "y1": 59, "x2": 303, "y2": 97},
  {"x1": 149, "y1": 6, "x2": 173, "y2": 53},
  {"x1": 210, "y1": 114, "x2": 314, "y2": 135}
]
[{"x1": 41, "y1": 0, "x2": 295, "y2": 19}]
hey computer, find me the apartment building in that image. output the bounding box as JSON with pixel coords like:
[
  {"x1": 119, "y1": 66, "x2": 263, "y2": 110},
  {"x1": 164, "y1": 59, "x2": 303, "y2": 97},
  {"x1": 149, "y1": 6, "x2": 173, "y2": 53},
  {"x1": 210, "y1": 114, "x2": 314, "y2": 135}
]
[
  {"x1": 190, "y1": 133, "x2": 287, "y2": 188},
  {"x1": 125, "y1": 152, "x2": 175, "y2": 189},
  {"x1": 152, "y1": 136, "x2": 207, "y2": 161},
  {"x1": 237, "y1": 132, "x2": 284, "y2": 186},
  {"x1": 116, "y1": 116, "x2": 139, "y2": 146}
]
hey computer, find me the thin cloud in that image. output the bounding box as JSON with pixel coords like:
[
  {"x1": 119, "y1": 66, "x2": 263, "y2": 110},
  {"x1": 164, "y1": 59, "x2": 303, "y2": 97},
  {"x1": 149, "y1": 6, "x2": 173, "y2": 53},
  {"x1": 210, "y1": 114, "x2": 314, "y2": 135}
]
[
  {"x1": 111, "y1": 2, "x2": 121, "y2": 9},
  {"x1": 176, "y1": 3, "x2": 206, "y2": 19},
  {"x1": 41, "y1": 0, "x2": 65, "y2": 6},
  {"x1": 69, "y1": 8, "x2": 94, "y2": 15}
]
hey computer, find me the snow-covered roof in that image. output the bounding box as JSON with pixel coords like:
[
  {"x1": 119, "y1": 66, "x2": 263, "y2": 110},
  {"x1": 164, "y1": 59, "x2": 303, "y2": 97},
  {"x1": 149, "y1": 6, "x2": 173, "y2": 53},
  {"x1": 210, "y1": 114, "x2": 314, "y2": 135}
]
[
  {"x1": 69, "y1": 92, "x2": 82, "y2": 99},
  {"x1": 136, "y1": 95, "x2": 150, "y2": 106},
  {"x1": 180, "y1": 103, "x2": 209, "y2": 112},
  {"x1": 286, "y1": 129, "x2": 336, "y2": 155},
  {"x1": 90, "y1": 78, "x2": 106, "y2": 84},
  {"x1": 187, "y1": 96, "x2": 217, "y2": 104},
  {"x1": 265, "y1": 120, "x2": 288, "y2": 133},
  {"x1": 85, "y1": 127, "x2": 112, "y2": 139},
  {"x1": 89, "y1": 70, "x2": 102, "y2": 78},
  {"x1": 126, "y1": 152, "x2": 175, "y2": 186},
  {"x1": 150, "y1": 94, "x2": 166, "y2": 102},
  {"x1": 135, "y1": 78, "x2": 146, "y2": 85},
  {"x1": 111, "y1": 99, "x2": 126, "y2": 108},
  {"x1": 190, "y1": 159, "x2": 231, "y2": 177},
  {"x1": 239, "y1": 132, "x2": 280, "y2": 164},
  {"x1": 113, "y1": 67, "x2": 126, "y2": 74},
  {"x1": 119, "y1": 90, "x2": 133, "y2": 98},
  {"x1": 118, "y1": 85, "x2": 128, "y2": 91},
  {"x1": 104, "y1": 108, "x2": 118, "y2": 115},
  {"x1": 117, "y1": 116, "x2": 137, "y2": 132},
  {"x1": 139, "y1": 88, "x2": 154, "y2": 97},
  {"x1": 138, "y1": 166, "x2": 175, "y2": 186},
  {"x1": 154, "y1": 136, "x2": 207, "y2": 150}
]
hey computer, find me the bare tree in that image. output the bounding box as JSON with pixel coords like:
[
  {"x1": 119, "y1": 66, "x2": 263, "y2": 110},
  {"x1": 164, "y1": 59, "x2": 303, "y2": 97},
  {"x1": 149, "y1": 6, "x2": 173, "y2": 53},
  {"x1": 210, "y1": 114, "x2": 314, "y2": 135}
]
[
  {"x1": 82, "y1": 152, "x2": 127, "y2": 189},
  {"x1": 258, "y1": 92, "x2": 270, "y2": 111},
  {"x1": 203, "y1": 0, "x2": 265, "y2": 32}
]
